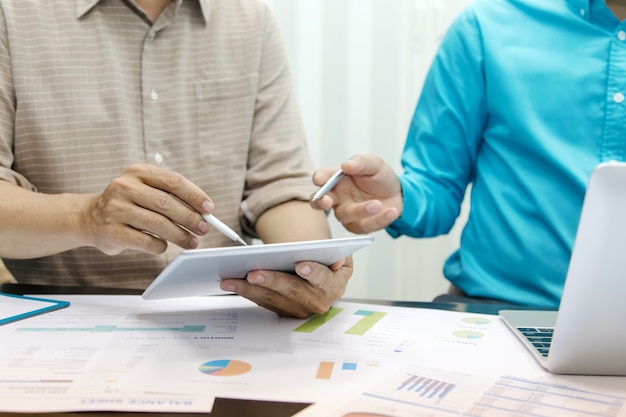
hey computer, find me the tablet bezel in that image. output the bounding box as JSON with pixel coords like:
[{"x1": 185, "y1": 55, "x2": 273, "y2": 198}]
[{"x1": 142, "y1": 236, "x2": 374, "y2": 300}]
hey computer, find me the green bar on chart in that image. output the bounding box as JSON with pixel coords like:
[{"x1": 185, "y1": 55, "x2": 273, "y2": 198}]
[
  {"x1": 293, "y1": 307, "x2": 344, "y2": 333},
  {"x1": 344, "y1": 311, "x2": 386, "y2": 335}
]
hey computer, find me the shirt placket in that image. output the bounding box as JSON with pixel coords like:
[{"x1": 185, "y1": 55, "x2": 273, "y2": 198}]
[
  {"x1": 602, "y1": 23, "x2": 626, "y2": 161},
  {"x1": 141, "y1": 19, "x2": 170, "y2": 168}
]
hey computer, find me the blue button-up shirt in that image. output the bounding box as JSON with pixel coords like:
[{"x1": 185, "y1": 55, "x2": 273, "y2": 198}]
[{"x1": 388, "y1": 0, "x2": 626, "y2": 307}]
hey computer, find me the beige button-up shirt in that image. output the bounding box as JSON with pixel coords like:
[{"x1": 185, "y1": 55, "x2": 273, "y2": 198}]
[{"x1": 0, "y1": 0, "x2": 317, "y2": 287}]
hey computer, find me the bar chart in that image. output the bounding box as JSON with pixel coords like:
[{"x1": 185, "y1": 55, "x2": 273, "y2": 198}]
[{"x1": 293, "y1": 307, "x2": 387, "y2": 336}]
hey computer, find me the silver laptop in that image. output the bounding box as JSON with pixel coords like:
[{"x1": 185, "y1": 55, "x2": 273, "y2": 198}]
[{"x1": 500, "y1": 161, "x2": 626, "y2": 375}]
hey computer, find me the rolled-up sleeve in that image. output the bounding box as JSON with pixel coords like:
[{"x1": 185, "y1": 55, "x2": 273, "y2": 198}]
[
  {"x1": 0, "y1": 4, "x2": 33, "y2": 190},
  {"x1": 240, "y1": 5, "x2": 316, "y2": 235}
]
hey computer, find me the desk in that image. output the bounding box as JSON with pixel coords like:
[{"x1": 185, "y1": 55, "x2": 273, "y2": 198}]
[{"x1": 0, "y1": 284, "x2": 616, "y2": 417}]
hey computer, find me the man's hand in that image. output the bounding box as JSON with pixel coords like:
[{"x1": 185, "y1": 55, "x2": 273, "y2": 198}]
[
  {"x1": 220, "y1": 256, "x2": 353, "y2": 318},
  {"x1": 82, "y1": 164, "x2": 213, "y2": 255},
  {"x1": 311, "y1": 154, "x2": 404, "y2": 234}
]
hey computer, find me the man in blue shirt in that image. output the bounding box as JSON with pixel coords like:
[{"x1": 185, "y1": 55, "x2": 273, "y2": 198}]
[{"x1": 312, "y1": 0, "x2": 626, "y2": 308}]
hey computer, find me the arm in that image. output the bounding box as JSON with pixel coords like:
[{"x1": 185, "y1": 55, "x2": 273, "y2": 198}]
[
  {"x1": 390, "y1": 8, "x2": 486, "y2": 238},
  {"x1": 0, "y1": 164, "x2": 215, "y2": 259},
  {"x1": 0, "y1": 181, "x2": 91, "y2": 258},
  {"x1": 255, "y1": 200, "x2": 331, "y2": 243}
]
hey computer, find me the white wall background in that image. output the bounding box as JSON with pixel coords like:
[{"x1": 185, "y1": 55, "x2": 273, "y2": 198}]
[{"x1": 266, "y1": 0, "x2": 473, "y2": 301}]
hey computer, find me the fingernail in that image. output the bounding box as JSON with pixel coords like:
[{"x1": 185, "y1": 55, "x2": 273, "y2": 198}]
[
  {"x1": 202, "y1": 200, "x2": 213, "y2": 213},
  {"x1": 298, "y1": 264, "x2": 312, "y2": 276},
  {"x1": 197, "y1": 220, "x2": 209, "y2": 233},
  {"x1": 189, "y1": 237, "x2": 199, "y2": 249},
  {"x1": 385, "y1": 210, "x2": 398, "y2": 222},
  {"x1": 250, "y1": 273, "x2": 266, "y2": 284},
  {"x1": 221, "y1": 283, "x2": 236, "y2": 292},
  {"x1": 366, "y1": 202, "x2": 380, "y2": 214}
]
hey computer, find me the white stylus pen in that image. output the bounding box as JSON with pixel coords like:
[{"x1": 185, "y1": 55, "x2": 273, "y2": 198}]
[
  {"x1": 311, "y1": 169, "x2": 347, "y2": 203},
  {"x1": 203, "y1": 214, "x2": 248, "y2": 246}
]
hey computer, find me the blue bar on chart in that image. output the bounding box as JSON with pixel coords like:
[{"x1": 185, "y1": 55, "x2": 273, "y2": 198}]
[
  {"x1": 342, "y1": 362, "x2": 357, "y2": 371},
  {"x1": 397, "y1": 374, "x2": 455, "y2": 399},
  {"x1": 315, "y1": 361, "x2": 363, "y2": 379}
]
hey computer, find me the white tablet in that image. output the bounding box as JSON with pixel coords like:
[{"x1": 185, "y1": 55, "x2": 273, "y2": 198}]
[{"x1": 142, "y1": 236, "x2": 374, "y2": 300}]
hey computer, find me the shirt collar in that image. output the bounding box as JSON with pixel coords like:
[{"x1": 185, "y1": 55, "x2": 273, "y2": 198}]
[
  {"x1": 75, "y1": 0, "x2": 99, "y2": 18},
  {"x1": 75, "y1": 0, "x2": 211, "y2": 22}
]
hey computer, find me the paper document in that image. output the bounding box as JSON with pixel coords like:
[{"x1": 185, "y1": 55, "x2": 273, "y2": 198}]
[
  {"x1": 0, "y1": 294, "x2": 274, "y2": 413},
  {"x1": 295, "y1": 371, "x2": 626, "y2": 417}
]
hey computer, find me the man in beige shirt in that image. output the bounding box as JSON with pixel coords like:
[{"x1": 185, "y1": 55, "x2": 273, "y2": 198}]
[{"x1": 0, "y1": 0, "x2": 351, "y2": 318}]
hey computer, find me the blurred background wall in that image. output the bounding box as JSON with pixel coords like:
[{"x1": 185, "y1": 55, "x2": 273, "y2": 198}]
[{"x1": 266, "y1": 0, "x2": 473, "y2": 301}]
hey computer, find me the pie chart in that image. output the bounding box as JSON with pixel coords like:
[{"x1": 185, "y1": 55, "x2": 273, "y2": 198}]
[
  {"x1": 199, "y1": 359, "x2": 252, "y2": 376},
  {"x1": 452, "y1": 330, "x2": 484, "y2": 339}
]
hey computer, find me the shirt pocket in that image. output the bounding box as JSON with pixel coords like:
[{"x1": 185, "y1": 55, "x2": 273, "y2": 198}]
[{"x1": 194, "y1": 75, "x2": 258, "y2": 168}]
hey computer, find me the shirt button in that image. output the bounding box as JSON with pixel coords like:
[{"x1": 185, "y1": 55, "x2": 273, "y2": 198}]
[
  {"x1": 579, "y1": 9, "x2": 585, "y2": 17},
  {"x1": 150, "y1": 89, "x2": 159, "y2": 101},
  {"x1": 619, "y1": 31, "x2": 626, "y2": 41},
  {"x1": 148, "y1": 32, "x2": 156, "y2": 40},
  {"x1": 154, "y1": 152, "x2": 164, "y2": 164},
  {"x1": 614, "y1": 92, "x2": 625, "y2": 104}
]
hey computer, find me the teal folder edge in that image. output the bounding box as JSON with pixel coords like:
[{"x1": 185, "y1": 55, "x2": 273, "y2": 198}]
[{"x1": 0, "y1": 292, "x2": 70, "y2": 325}]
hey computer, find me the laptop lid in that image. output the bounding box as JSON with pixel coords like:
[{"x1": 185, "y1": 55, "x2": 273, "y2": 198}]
[{"x1": 500, "y1": 161, "x2": 626, "y2": 375}]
